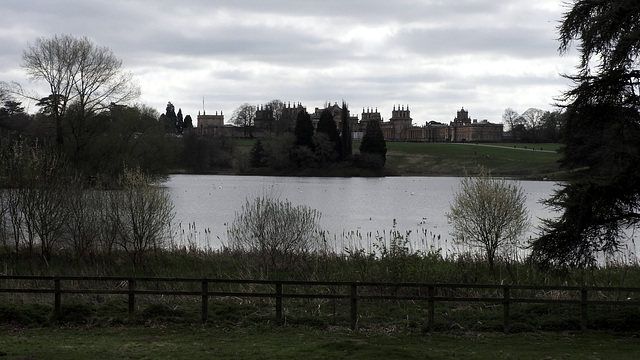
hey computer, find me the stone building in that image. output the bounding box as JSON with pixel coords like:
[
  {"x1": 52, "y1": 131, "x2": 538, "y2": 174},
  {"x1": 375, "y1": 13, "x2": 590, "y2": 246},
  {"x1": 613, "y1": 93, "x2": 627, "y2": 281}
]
[
  {"x1": 311, "y1": 102, "x2": 358, "y2": 130},
  {"x1": 364, "y1": 106, "x2": 502, "y2": 142},
  {"x1": 447, "y1": 107, "x2": 503, "y2": 142},
  {"x1": 195, "y1": 103, "x2": 503, "y2": 142},
  {"x1": 196, "y1": 111, "x2": 224, "y2": 137}
]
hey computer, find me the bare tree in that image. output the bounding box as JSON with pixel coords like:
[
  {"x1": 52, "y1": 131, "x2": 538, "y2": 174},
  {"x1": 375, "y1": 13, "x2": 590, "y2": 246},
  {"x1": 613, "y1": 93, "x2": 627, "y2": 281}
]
[
  {"x1": 230, "y1": 103, "x2": 256, "y2": 138},
  {"x1": 0, "y1": 189, "x2": 9, "y2": 250},
  {"x1": 502, "y1": 108, "x2": 520, "y2": 132},
  {"x1": 266, "y1": 99, "x2": 287, "y2": 134},
  {"x1": 519, "y1": 108, "x2": 546, "y2": 142},
  {"x1": 20, "y1": 34, "x2": 140, "y2": 145},
  {"x1": 227, "y1": 195, "x2": 323, "y2": 272},
  {"x1": 230, "y1": 103, "x2": 256, "y2": 126},
  {"x1": 266, "y1": 99, "x2": 284, "y2": 122},
  {"x1": 446, "y1": 168, "x2": 530, "y2": 270},
  {"x1": 109, "y1": 167, "x2": 175, "y2": 269},
  {"x1": 64, "y1": 186, "x2": 106, "y2": 260}
]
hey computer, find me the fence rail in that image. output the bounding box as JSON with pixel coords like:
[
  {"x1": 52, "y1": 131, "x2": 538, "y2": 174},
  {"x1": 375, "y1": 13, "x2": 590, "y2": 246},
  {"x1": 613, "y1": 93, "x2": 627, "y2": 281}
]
[{"x1": 2, "y1": 275, "x2": 640, "y2": 333}]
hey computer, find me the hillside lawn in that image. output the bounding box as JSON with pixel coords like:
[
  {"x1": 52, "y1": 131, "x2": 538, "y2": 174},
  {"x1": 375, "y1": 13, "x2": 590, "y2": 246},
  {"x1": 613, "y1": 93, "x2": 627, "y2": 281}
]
[
  {"x1": 2, "y1": 325, "x2": 639, "y2": 360},
  {"x1": 384, "y1": 142, "x2": 561, "y2": 179},
  {"x1": 235, "y1": 140, "x2": 563, "y2": 179}
]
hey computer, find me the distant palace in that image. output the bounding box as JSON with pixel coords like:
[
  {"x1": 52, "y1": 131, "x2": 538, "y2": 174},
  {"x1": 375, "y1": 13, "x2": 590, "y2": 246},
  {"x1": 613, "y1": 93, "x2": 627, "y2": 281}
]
[{"x1": 196, "y1": 102, "x2": 503, "y2": 142}]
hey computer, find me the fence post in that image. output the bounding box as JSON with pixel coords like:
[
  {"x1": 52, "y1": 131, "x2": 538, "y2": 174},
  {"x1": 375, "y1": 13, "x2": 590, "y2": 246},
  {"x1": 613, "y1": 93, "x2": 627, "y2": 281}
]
[
  {"x1": 201, "y1": 280, "x2": 209, "y2": 324},
  {"x1": 581, "y1": 288, "x2": 588, "y2": 332},
  {"x1": 350, "y1": 284, "x2": 358, "y2": 330},
  {"x1": 54, "y1": 277, "x2": 61, "y2": 317},
  {"x1": 276, "y1": 283, "x2": 283, "y2": 325},
  {"x1": 428, "y1": 285, "x2": 435, "y2": 332},
  {"x1": 128, "y1": 279, "x2": 136, "y2": 324},
  {"x1": 503, "y1": 285, "x2": 510, "y2": 334}
]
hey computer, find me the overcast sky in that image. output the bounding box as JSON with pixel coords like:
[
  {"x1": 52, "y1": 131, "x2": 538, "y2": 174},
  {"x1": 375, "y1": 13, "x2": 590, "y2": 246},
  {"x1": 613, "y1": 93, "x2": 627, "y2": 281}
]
[{"x1": 1, "y1": 0, "x2": 579, "y2": 126}]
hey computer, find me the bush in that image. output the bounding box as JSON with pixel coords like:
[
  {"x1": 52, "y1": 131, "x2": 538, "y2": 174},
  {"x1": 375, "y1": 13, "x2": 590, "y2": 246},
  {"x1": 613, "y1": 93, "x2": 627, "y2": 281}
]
[
  {"x1": 0, "y1": 303, "x2": 51, "y2": 325},
  {"x1": 227, "y1": 195, "x2": 323, "y2": 273},
  {"x1": 55, "y1": 303, "x2": 94, "y2": 324},
  {"x1": 446, "y1": 167, "x2": 530, "y2": 271}
]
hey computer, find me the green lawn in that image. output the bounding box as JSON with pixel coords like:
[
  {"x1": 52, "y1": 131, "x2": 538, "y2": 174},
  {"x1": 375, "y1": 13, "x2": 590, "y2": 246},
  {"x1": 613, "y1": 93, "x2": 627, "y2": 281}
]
[
  {"x1": 384, "y1": 142, "x2": 561, "y2": 178},
  {"x1": 235, "y1": 140, "x2": 562, "y2": 178},
  {"x1": 1, "y1": 325, "x2": 638, "y2": 359}
]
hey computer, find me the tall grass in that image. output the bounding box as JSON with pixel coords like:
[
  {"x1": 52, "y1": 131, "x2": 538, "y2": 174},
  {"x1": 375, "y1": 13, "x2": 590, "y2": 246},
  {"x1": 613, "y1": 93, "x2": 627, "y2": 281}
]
[
  {"x1": 3, "y1": 224, "x2": 640, "y2": 332},
  {"x1": 3, "y1": 219, "x2": 639, "y2": 289}
]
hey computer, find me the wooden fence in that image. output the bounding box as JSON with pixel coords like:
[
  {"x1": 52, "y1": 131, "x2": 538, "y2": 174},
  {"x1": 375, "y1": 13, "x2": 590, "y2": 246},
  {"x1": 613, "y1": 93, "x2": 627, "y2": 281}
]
[{"x1": 2, "y1": 275, "x2": 640, "y2": 333}]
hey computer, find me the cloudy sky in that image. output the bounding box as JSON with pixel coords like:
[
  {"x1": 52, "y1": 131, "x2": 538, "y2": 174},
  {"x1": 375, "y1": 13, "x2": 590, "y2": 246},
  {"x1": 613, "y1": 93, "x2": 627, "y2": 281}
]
[{"x1": 1, "y1": 0, "x2": 579, "y2": 126}]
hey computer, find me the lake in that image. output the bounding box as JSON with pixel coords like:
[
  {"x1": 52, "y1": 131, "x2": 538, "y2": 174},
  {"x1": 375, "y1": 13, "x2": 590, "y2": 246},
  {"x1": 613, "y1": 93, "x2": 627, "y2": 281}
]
[{"x1": 165, "y1": 175, "x2": 560, "y2": 255}]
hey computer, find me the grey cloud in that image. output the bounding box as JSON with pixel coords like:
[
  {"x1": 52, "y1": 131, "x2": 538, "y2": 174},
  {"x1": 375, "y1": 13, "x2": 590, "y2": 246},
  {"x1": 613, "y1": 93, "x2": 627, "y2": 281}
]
[
  {"x1": 2, "y1": 0, "x2": 573, "y2": 124},
  {"x1": 393, "y1": 25, "x2": 558, "y2": 59}
]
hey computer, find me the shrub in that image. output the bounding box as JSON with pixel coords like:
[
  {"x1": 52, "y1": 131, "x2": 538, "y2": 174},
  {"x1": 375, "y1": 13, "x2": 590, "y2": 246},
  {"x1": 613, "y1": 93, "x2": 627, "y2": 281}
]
[{"x1": 227, "y1": 195, "x2": 323, "y2": 273}]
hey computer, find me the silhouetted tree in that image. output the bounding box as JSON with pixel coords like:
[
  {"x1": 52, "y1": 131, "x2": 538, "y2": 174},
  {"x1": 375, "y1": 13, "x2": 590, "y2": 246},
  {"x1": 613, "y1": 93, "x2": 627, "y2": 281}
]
[
  {"x1": 315, "y1": 108, "x2": 340, "y2": 155},
  {"x1": 0, "y1": 98, "x2": 31, "y2": 138},
  {"x1": 519, "y1": 108, "x2": 546, "y2": 142},
  {"x1": 531, "y1": 0, "x2": 640, "y2": 268},
  {"x1": 538, "y1": 110, "x2": 564, "y2": 142},
  {"x1": 249, "y1": 139, "x2": 267, "y2": 168},
  {"x1": 176, "y1": 108, "x2": 184, "y2": 134},
  {"x1": 231, "y1": 103, "x2": 256, "y2": 138},
  {"x1": 294, "y1": 109, "x2": 314, "y2": 148},
  {"x1": 340, "y1": 101, "x2": 352, "y2": 160},
  {"x1": 266, "y1": 99, "x2": 287, "y2": 134},
  {"x1": 183, "y1": 115, "x2": 193, "y2": 129},
  {"x1": 164, "y1": 102, "x2": 177, "y2": 133},
  {"x1": 359, "y1": 118, "x2": 387, "y2": 168},
  {"x1": 19, "y1": 34, "x2": 140, "y2": 146}
]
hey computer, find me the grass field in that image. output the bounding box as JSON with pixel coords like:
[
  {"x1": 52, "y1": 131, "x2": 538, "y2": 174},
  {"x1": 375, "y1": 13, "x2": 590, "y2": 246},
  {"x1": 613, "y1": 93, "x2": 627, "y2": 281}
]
[
  {"x1": 235, "y1": 139, "x2": 563, "y2": 179},
  {"x1": 385, "y1": 142, "x2": 561, "y2": 179},
  {"x1": 1, "y1": 325, "x2": 639, "y2": 359}
]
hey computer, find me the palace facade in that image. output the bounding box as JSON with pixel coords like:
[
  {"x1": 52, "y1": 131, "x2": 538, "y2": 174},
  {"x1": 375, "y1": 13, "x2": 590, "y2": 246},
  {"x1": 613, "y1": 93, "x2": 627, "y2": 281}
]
[{"x1": 197, "y1": 103, "x2": 503, "y2": 142}]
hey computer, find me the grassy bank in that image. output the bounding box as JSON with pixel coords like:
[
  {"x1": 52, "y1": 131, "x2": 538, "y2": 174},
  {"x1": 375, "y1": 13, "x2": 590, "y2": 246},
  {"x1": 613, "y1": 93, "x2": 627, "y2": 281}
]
[
  {"x1": 3, "y1": 241, "x2": 640, "y2": 334},
  {"x1": 2, "y1": 325, "x2": 639, "y2": 360},
  {"x1": 384, "y1": 142, "x2": 562, "y2": 179},
  {"x1": 234, "y1": 140, "x2": 563, "y2": 178}
]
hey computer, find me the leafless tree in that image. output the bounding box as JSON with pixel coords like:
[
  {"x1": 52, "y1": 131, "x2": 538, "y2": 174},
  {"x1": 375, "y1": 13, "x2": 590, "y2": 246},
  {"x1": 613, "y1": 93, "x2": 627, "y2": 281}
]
[
  {"x1": 230, "y1": 103, "x2": 256, "y2": 127},
  {"x1": 227, "y1": 195, "x2": 323, "y2": 272},
  {"x1": 266, "y1": 99, "x2": 284, "y2": 122},
  {"x1": 230, "y1": 103, "x2": 256, "y2": 138},
  {"x1": 519, "y1": 108, "x2": 546, "y2": 141},
  {"x1": 109, "y1": 167, "x2": 175, "y2": 269},
  {"x1": 64, "y1": 187, "x2": 107, "y2": 260},
  {"x1": 266, "y1": 99, "x2": 289, "y2": 134},
  {"x1": 502, "y1": 108, "x2": 520, "y2": 132},
  {"x1": 19, "y1": 151, "x2": 76, "y2": 261},
  {"x1": 20, "y1": 34, "x2": 140, "y2": 145}
]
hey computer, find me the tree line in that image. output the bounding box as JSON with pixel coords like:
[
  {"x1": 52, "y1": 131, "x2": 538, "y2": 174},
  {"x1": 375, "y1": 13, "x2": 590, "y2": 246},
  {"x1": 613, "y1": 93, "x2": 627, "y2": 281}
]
[
  {"x1": 0, "y1": 141, "x2": 173, "y2": 270},
  {"x1": 247, "y1": 100, "x2": 387, "y2": 172},
  {"x1": 502, "y1": 107, "x2": 565, "y2": 143}
]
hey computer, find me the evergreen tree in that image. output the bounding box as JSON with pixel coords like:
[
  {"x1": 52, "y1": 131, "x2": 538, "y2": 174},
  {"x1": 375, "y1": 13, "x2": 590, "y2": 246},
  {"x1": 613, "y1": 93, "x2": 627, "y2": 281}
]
[
  {"x1": 359, "y1": 118, "x2": 387, "y2": 167},
  {"x1": 316, "y1": 108, "x2": 340, "y2": 155},
  {"x1": 249, "y1": 139, "x2": 267, "y2": 168},
  {"x1": 340, "y1": 101, "x2": 352, "y2": 160},
  {"x1": 294, "y1": 109, "x2": 314, "y2": 148},
  {"x1": 183, "y1": 115, "x2": 193, "y2": 129},
  {"x1": 176, "y1": 108, "x2": 184, "y2": 134},
  {"x1": 531, "y1": 0, "x2": 640, "y2": 268},
  {"x1": 164, "y1": 102, "x2": 177, "y2": 134}
]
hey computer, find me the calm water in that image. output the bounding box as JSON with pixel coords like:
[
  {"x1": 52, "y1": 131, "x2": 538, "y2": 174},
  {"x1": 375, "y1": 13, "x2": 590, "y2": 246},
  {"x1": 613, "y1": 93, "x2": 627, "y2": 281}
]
[{"x1": 165, "y1": 175, "x2": 559, "y2": 254}]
